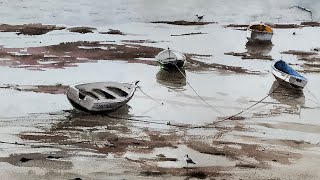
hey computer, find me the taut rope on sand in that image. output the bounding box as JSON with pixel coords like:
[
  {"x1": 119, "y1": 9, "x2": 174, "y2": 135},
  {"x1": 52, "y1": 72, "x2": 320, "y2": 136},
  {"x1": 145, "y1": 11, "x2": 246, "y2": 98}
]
[
  {"x1": 223, "y1": 75, "x2": 290, "y2": 120},
  {"x1": 137, "y1": 86, "x2": 164, "y2": 105},
  {"x1": 305, "y1": 85, "x2": 320, "y2": 106},
  {"x1": 207, "y1": 75, "x2": 291, "y2": 127},
  {"x1": 173, "y1": 63, "x2": 226, "y2": 116}
]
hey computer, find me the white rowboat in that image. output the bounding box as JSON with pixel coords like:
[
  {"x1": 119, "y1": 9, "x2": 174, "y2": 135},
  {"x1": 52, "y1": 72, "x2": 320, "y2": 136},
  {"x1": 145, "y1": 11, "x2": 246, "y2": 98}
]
[{"x1": 66, "y1": 81, "x2": 139, "y2": 113}]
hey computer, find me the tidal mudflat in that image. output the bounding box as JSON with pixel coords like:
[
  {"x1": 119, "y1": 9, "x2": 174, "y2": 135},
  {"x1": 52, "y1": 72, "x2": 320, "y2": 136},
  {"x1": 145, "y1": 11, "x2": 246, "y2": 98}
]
[{"x1": 0, "y1": 1, "x2": 320, "y2": 179}]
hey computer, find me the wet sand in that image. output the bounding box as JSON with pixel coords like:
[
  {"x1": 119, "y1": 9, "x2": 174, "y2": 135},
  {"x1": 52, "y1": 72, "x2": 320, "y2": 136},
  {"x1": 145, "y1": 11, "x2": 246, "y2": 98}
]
[{"x1": 1, "y1": 1, "x2": 320, "y2": 179}]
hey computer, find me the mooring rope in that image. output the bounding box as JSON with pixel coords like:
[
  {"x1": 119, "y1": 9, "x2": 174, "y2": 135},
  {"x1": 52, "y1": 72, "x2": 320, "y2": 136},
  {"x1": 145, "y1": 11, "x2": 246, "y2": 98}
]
[
  {"x1": 106, "y1": 113, "x2": 230, "y2": 129},
  {"x1": 227, "y1": 75, "x2": 292, "y2": 119},
  {"x1": 208, "y1": 75, "x2": 290, "y2": 125},
  {"x1": 137, "y1": 86, "x2": 163, "y2": 105},
  {"x1": 107, "y1": 114, "x2": 205, "y2": 128},
  {"x1": 305, "y1": 85, "x2": 320, "y2": 106},
  {"x1": 224, "y1": 84, "x2": 280, "y2": 120},
  {"x1": 305, "y1": 97, "x2": 320, "y2": 106},
  {"x1": 173, "y1": 64, "x2": 226, "y2": 116},
  {"x1": 106, "y1": 75, "x2": 316, "y2": 129}
]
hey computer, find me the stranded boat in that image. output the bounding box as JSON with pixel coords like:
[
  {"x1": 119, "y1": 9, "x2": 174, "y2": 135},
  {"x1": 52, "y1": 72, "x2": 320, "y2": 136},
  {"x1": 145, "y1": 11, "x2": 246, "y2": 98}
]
[
  {"x1": 66, "y1": 81, "x2": 139, "y2": 113},
  {"x1": 247, "y1": 23, "x2": 273, "y2": 43},
  {"x1": 156, "y1": 48, "x2": 186, "y2": 70},
  {"x1": 271, "y1": 60, "x2": 307, "y2": 90}
]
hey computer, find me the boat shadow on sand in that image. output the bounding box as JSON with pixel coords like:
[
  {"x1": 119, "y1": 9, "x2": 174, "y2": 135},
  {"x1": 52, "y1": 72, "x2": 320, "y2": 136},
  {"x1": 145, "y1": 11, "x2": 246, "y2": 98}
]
[
  {"x1": 51, "y1": 105, "x2": 132, "y2": 132},
  {"x1": 269, "y1": 81, "x2": 305, "y2": 110},
  {"x1": 156, "y1": 68, "x2": 187, "y2": 91},
  {"x1": 66, "y1": 104, "x2": 132, "y2": 119}
]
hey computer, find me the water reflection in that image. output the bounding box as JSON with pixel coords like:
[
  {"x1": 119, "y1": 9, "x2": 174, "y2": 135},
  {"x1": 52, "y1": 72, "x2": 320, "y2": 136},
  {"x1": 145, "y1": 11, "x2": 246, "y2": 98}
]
[
  {"x1": 156, "y1": 69, "x2": 186, "y2": 91},
  {"x1": 269, "y1": 81, "x2": 305, "y2": 107},
  {"x1": 245, "y1": 41, "x2": 273, "y2": 56}
]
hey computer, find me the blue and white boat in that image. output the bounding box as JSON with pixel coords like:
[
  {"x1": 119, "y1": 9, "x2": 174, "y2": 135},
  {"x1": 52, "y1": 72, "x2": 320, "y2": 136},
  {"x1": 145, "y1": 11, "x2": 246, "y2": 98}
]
[{"x1": 271, "y1": 60, "x2": 308, "y2": 90}]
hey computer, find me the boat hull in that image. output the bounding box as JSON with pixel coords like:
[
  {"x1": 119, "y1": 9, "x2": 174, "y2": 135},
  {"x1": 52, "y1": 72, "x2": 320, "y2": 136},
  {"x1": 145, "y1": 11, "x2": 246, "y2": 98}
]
[
  {"x1": 247, "y1": 23, "x2": 273, "y2": 43},
  {"x1": 247, "y1": 30, "x2": 273, "y2": 42},
  {"x1": 67, "y1": 97, "x2": 128, "y2": 113},
  {"x1": 271, "y1": 64, "x2": 307, "y2": 90},
  {"x1": 66, "y1": 82, "x2": 137, "y2": 113},
  {"x1": 158, "y1": 60, "x2": 185, "y2": 70},
  {"x1": 156, "y1": 49, "x2": 186, "y2": 70}
]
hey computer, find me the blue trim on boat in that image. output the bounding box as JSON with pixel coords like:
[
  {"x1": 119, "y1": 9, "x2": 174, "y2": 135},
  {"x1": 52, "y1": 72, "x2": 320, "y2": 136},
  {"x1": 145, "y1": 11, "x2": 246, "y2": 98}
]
[{"x1": 274, "y1": 60, "x2": 307, "y2": 80}]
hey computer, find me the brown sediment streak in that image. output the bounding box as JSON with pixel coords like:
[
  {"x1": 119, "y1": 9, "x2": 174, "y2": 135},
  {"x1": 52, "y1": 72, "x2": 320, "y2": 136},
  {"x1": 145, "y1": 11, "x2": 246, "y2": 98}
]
[
  {"x1": 0, "y1": 153, "x2": 72, "y2": 169},
  {"x1": 0, "y1": 84, "x2": 68, "y2": 94},
  {"x1": 151, "y1": 20, "x2": 217, "y2": 26},
  {"x1": 225, "y1": 23, "x2": 305, "y2": 29},
  {"x1": 0, "y1": 41, "x2": 258, "y2": 74},
  {"x1": 186, "y1": 54, "x2": 261, "y2": 74},
  {"x1": 100, "y1": 29, "x2": 126, "y2": 35},
  {"x1": 0, "y1": 41, "x2": 162, "y2": 70},
  {"x1": 121, "y1": 40, "x2": 158, "y2": 43},
  {"x1": 224, "y1": 52, "x2": 273, "y2": 61},
  {"x1": 171, "y1": 32, "x2": 207, "y2": 36},
  {"x1": 140, "y1": 166, "x2": 227, "y2": 178},
  {"x1": 67, "y1": 26, "x2": 96, "y2": 34},
  {"x1": 0, "y1": 23, "x2": 65, "y2": 35},
  {"x1": 188, "y1": 140, "x2": 301, "y2": 167},
  {"x1": 281, "y1": 50, "x2": 318, "y2": 56},
  {"x1": 20, "y1": 111, "x2": 180, "y2": 155}
]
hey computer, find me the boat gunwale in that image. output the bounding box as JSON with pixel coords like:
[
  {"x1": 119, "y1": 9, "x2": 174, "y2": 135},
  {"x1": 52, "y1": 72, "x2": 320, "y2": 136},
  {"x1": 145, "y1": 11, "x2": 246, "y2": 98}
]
[
  {"x1": 271, "y1": 64, "x2": 307, "y2": 81},
  {"x1": 247, "y1": 23, "x2": 274, "y2": 34},
  {"x1": 156, "y1": 49, "x2": 186, "y2": 63},
  {"x1": 249, "y1": 29, "x2": 274, "y2": 34},
  {"x1": 67, "y1": 81, "x2": 138, "y2": 102}
]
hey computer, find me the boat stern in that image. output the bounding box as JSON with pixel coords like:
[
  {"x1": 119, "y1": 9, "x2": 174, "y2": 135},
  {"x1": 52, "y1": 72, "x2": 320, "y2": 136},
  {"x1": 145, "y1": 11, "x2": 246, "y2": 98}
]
[{"x1": 289, "y1": 76, "x2": 308, "y2": 89}]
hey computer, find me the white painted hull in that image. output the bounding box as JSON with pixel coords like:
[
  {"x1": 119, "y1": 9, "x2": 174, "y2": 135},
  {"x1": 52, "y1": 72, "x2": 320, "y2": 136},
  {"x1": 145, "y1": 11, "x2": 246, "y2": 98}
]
[
  {"x1": 247, "y1": 30, "x2": 273, "y2": 42},
  {"x1": 271, "y1": 64, "x2": 307, "y2": 90},
  {"x1": 66, "y1": 81, "x2": 138, "y2": 112}
]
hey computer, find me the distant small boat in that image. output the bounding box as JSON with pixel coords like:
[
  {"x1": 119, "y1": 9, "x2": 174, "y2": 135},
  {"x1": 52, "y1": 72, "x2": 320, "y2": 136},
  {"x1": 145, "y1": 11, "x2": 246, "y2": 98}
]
[
  {"x1": 66, "y1": 81, "x2": 139, "y2": 113},
  {"x1": 156, "y1": 48, "x2": 186, "y2": 70},
  {"x1": 247, "y1": 23, "x2": 273, "y2": 43},
  {"x1": 271, "y1": 60, "x2": 307, "y2": 90}
]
